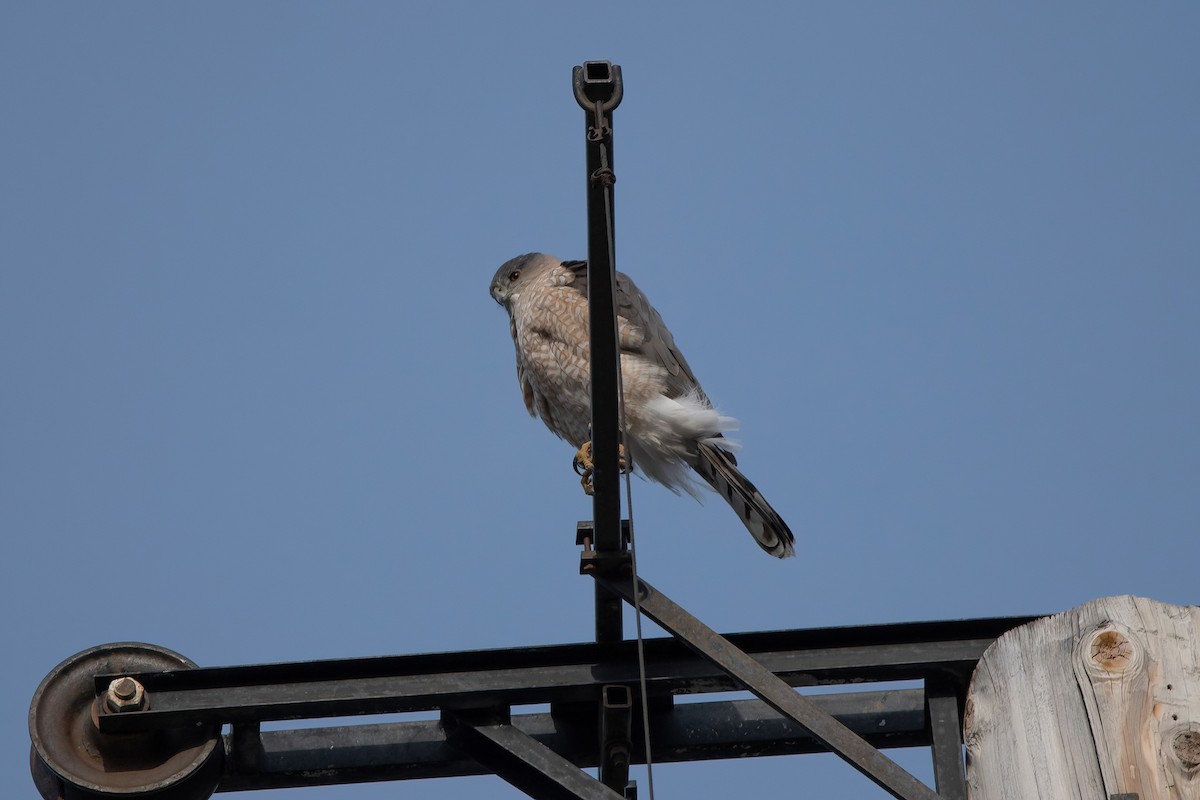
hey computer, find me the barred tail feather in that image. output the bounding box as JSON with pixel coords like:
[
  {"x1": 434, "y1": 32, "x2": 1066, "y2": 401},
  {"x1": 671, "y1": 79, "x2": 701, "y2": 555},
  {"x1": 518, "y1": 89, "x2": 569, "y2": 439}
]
[{"x1": 695, "y1": 442, "x2": 795, "y2": 558}]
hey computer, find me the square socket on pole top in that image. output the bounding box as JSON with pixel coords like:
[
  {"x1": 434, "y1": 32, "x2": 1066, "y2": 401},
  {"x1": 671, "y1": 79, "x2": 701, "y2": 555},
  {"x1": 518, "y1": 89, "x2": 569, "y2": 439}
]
[{"x1": 574, "y1": 61, "x2": 623, "y2": 110}]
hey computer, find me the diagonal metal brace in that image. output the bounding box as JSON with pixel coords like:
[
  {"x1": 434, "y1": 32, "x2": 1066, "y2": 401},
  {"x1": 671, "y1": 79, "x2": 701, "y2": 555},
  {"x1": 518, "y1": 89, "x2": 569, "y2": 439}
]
[
  {"x1": 592, "y1": 574, "x2": 942, "y2": 800},
  {"x1": 444, "y1": 709, "x2": 625, "y2": 800}
]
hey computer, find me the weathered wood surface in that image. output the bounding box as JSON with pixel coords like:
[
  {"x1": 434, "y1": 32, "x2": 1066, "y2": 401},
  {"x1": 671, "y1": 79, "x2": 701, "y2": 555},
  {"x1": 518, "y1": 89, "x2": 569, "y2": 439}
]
[{"x1": 964, "y1": 596, "x2": 1200, "y2": 800}]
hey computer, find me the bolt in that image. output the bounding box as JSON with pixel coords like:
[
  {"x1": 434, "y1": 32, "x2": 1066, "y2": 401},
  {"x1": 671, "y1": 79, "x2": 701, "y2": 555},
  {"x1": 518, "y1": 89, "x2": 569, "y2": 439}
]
[
  {"x1": 606, "y1": 743, "x2": 631, "y2": 769},
  {"x1": 105, "y1": 677, "x2": 147, "y2": 712}
]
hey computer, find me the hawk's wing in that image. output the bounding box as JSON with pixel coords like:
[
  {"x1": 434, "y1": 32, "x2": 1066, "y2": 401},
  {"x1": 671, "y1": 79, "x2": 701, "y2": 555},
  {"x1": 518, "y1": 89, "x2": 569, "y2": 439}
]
[{"x1": 561, "y1": 260, "x2": 707, "y2": 403}]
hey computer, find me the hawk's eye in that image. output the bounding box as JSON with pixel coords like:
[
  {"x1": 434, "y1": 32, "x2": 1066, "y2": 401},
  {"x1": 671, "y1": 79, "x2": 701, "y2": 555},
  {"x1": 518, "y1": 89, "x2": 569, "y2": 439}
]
[{"x1": 508, "y1": 270, "x2": 521, "y2": 282}]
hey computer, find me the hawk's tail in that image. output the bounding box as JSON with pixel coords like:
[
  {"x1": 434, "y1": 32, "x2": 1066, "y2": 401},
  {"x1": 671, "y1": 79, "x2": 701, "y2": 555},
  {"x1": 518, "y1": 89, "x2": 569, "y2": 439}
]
[{"x1": 694, "y1": 442, "x2": 795, "y2": 559}]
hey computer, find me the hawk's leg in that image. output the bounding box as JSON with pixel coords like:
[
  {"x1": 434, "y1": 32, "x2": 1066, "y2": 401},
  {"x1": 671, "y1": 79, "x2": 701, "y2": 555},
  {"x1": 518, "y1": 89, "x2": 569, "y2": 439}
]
[{"x1": 572, "y1": 438, "x2": 630, "y2": 496}]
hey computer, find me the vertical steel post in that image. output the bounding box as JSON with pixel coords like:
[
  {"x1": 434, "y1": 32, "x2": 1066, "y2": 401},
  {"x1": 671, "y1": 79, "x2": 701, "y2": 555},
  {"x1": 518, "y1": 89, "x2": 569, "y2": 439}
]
[
  {"x1": 925, "y1": 679, "x2": 967, "y2": 800},
  {"x1": 573, "y1": 61, "x2": 625, "y2": 644}
]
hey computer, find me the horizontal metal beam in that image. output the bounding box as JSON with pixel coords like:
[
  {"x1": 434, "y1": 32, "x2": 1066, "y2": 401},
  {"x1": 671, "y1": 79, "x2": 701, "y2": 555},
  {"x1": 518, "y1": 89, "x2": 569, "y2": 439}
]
[
  {"x1": 594, "y1": 575, "x2": 941, "y2": 800},
  {"x1": 215, "y1": 690, "x2": 928, "y2": 792},
  {"x1": 95, "y1": 616, "x2": 1034, "y2": 734}
]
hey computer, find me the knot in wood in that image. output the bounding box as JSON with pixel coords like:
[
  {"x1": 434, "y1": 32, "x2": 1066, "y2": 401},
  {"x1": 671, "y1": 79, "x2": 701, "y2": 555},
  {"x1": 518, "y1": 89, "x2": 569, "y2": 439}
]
[
  {"x1": 1175, "y1": 730, "x2": 1200, "y2": 769},
  {"x1": 1089, "y1": 629, "x2": 1133, "y2": 671}
]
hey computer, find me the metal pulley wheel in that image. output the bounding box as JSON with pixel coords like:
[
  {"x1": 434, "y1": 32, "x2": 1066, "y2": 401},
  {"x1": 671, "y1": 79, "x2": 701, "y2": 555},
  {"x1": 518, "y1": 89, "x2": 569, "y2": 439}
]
[{"x1": 30, "y1": 642, "x2": 224, "y2": 800}]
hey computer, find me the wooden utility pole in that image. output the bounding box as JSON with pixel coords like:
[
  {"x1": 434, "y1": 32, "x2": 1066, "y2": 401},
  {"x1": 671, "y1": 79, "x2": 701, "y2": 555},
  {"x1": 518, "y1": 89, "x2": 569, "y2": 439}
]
[{"x1": 965, "y1": 596, "x2": 1200, "y2": 800}]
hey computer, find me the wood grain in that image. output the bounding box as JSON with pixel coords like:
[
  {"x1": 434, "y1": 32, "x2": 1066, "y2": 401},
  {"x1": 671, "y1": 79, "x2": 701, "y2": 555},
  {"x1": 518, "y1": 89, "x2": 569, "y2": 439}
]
[{"x1": 964, "y1": 596, "x2": 1199, "y2": 800}]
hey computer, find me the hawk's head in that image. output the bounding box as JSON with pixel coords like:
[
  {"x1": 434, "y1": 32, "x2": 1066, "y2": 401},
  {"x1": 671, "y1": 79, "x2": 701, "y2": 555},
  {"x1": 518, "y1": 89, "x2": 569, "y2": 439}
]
[{"x1": 489, "y1": 252, "x2": 560, "y2": 308}]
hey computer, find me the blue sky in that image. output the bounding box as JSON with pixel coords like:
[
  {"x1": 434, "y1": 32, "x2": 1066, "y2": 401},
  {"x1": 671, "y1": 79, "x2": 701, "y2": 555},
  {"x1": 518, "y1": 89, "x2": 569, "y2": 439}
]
[{"x1": 3, "y1": 4, "x2": 1198, "y2": 799}]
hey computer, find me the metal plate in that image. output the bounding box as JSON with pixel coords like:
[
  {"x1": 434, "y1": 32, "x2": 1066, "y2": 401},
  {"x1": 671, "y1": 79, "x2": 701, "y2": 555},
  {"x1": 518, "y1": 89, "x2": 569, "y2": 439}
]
[{"x1": 29, "y1": 642, "x2": 223, "y2": 799}]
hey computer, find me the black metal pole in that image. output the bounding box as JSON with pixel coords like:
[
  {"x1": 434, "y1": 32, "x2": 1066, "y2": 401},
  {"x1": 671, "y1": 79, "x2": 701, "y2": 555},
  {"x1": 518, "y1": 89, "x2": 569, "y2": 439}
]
[{"x1": 573, "y1": 61, "x2": 625, "y2": 645}]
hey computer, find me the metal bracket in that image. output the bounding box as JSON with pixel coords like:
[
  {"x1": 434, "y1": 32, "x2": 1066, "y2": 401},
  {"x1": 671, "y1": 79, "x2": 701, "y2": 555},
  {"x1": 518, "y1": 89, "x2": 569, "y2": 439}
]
[
  {"x1": 578, "y1": 520, "x2": 632, "y2": 578},
  {"x1": 592, "y1": 573, "x2": 942, "y2": 800}
]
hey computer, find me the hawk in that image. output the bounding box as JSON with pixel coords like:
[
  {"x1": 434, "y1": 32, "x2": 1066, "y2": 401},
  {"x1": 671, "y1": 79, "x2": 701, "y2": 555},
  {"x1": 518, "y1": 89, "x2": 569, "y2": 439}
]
[{"x1": 490, "y1": 253, "x2": 795, "y2": 558}]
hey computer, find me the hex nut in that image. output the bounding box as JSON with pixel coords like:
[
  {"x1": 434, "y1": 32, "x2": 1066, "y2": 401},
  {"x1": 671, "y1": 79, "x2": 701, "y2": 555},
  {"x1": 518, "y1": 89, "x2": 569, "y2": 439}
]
[{"x1": 105, "y1": 677, "x2": 147, "y2": 712}]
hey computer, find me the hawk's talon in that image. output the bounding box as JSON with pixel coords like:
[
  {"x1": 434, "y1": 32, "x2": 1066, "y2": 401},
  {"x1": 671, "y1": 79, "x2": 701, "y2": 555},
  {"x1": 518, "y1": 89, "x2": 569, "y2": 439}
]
[
  {"x1": 572, "y1": 441, "x2": 629, "y2": 495},
  {"x1": 573, "y1": 441, "x2": 593, "y2": 476},
  {"x1": 574, "y1": 441, "x2": 595, "y2": 495}
]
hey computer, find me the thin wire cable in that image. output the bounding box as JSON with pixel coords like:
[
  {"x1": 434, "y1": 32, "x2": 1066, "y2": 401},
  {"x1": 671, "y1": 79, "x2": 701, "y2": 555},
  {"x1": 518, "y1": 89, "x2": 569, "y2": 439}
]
[
  {"x1": 598, "y1": 137, "x2": 655, "y2": 800},
  {"x1": 621, "y1": 448, "x2": 655, "y2": 800}
]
